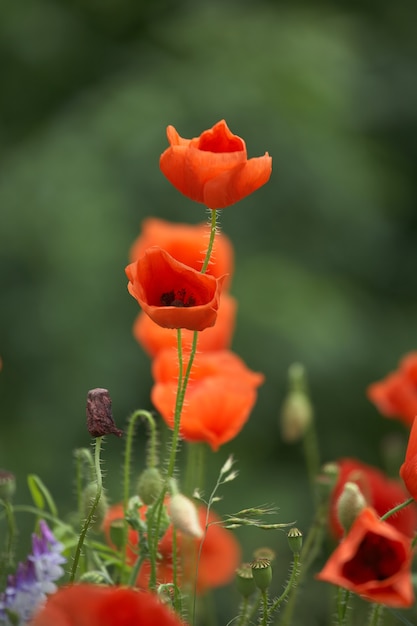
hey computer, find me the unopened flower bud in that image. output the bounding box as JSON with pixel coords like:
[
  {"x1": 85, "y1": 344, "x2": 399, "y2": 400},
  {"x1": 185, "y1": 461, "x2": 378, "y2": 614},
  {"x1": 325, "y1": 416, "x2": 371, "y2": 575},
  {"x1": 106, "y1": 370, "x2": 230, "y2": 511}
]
[
  {"x1": 86, "y1": 388, "x2": 123, "y2": 438},
  {"x1": 236, "y1": 563, "x2": 257, "y2": 598},
  {"x1": 250, "y1": 558, "x2": 272, "y2": 591},
  {"x1": 287, "y1": 527, "x2": 303, "y2": 555},
  {"x1": 337, "y1": 481, "x2": 367, "y2": 533},
  {"x1": 280, "y1": 364, "x2": 313, "y2": 443},
  {"x1": 0, "y1": 470, "x2": 16, "y2": 501},
  {"x1": 81, "y1": 482, "x2": 109, "y2": 532},
  {"x1": 315, "y1": 462, "x2": 339, "y2": 504},
  {"x1": 169, "y1": 493, "x2": 204, "y2": 539},
  {"x1": 137, "y1": 467, "x2": 163, "y2": 505}
]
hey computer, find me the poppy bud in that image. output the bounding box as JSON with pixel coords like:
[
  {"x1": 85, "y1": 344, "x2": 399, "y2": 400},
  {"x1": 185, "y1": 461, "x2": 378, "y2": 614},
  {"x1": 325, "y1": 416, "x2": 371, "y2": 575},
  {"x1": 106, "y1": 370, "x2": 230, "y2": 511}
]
[
  {"x1": 250, "y1": 558, "x2": 272, "y2": 591},
  {"x1": 314, "y1": 462, "x2": 339, "y2": 504},
  {"x1": 287, "y1": 528, "x2": 303, "y2": 555},
  {"x1": 86, "y1": 388, "x2": 123, "y2": 438},
  {"x1": 81, "y1": 482, "x2": 109, "y2": 532},
  {"x1": 169, "y1": 493, "x2": 204, "y2": 539},
  {"x1": 337, "y1": 481, "x2": 367, "y2": 533},
  {"x1": 236, "y1": 563, "x2": 257, "y2": 598},
  {"x1": 280, "y1": 364, "x2": 313, "y2": 443},
  {"x1": 0, "y1": 470, "x2": 16, "y2": 501},
  {"x1": 137, "y1": 467, "x2": 164, "y2": 505}
]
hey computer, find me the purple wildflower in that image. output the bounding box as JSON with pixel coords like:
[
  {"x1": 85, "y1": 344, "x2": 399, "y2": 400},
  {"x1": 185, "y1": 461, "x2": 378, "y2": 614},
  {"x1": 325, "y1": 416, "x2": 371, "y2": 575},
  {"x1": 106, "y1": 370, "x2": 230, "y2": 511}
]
[{"x1": 0, "y1": 521, "x2": 66, "y2": 625}]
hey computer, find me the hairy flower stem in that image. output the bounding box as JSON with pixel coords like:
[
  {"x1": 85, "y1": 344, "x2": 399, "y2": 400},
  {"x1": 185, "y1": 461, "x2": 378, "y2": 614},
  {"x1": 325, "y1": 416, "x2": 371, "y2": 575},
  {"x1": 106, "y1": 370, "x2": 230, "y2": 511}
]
[
  {"x1": 260, "y1": 590, "x2": 269, "y2": 626},
  {"x1": 267, "y1": 553, "x2": 300, "y2": 619},
  {"x1": 367, "y1": 603, "x2": 383, "y2": 626},
  {"x1": 280, "y1": 503, "x2": 328, "y2": 626},
  {"x1": 336, "y1": 588, "x2": 351, "y2": 625},
  {"x1": 149, "y1": 210, "x2": 218, "y2": 595},
  {"x1": 120, "y1": 410, "x2": 156, "y2": 584},
  {"x1": 70, "y1": 436, "x2": 103, "y2": 582},
  {"x1": 380, "y1": 497, "x2": 414, "y2": 522}
]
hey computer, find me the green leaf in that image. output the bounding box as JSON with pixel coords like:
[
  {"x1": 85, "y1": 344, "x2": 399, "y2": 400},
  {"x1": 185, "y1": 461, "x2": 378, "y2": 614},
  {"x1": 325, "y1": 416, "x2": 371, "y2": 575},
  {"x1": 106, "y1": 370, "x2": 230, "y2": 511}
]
[{"x1": 27, "y1": 475, "x2": 58, "y2": 518}]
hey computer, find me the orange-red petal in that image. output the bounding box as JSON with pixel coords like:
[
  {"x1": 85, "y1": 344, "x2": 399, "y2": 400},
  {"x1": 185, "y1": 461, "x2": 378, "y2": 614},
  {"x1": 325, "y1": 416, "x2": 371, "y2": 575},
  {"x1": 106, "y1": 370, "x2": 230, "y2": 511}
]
[
  {"x1": 125, "y1": 247, "x2": 225, "y2": 331},
  {"x1": 160, "y1": 120, "x2": 272, "y2": 208}
]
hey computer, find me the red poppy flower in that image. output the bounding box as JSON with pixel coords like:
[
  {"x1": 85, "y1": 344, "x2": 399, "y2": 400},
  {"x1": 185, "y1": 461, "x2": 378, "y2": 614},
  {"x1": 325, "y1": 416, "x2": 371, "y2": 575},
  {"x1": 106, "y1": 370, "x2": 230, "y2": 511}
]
[
  {"x1": 102, "y1": 503, "x2": 241, "y2": 594},
  {"x1": 151, "y1": 349, "x2": 264, "y2": 451},
  {"x1": 30, "y1": 584, "x2": 187, "y2": 626},
  {"x1": 367, "y1": 352, "x2": 417, "y2": 427},
  {"x1": 316, "y1": 507, "x2": 414, "y2": 607},
  {"x1": 133, "y1": 292, "x2": 237, "y2": 358},
  {"x1": 159, "y1": 120, "x2": 272, "y2": 209},
  {"x1": 329, "y1": 458, "x2": 417, "y2": 539},
  {"x1": 130, "y1": 217, "x2": 234, "y2": 290},
  {"x1": 126, "y1": 247, "x2": 225, "y2": 331},
  {"x1": 400, "y1": 416, "x2": 417, "y2": 501}
]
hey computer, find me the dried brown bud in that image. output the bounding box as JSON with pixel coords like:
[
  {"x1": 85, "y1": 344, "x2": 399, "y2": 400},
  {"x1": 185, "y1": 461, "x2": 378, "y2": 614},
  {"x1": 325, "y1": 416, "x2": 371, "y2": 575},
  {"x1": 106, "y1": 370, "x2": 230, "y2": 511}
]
[{"x1": 86, "y1": 388, "x2": 123, "y2": 438}]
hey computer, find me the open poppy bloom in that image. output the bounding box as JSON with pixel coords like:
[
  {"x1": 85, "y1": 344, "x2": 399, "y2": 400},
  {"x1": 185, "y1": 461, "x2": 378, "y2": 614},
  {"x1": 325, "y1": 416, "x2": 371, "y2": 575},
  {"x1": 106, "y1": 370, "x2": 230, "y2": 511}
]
[
  {"x1": 400, "y1": 416, "x2": 417, "y2": 501},
  {"x1": 130, "y1": 217, "x2": 234, "y2": 290},
  {"x1": 30, "y1": 584, "x2": 187, "y2": 626},
  {"x1": 102, "y1": 503, "x2": 241, "y2": 594},
  {"x1": 159, "y1": 120, "x2": 272, "y2": 209},
  {"x1": 151, "y1": 349, "x2": 264, "y2": 451},
  {"x1": 126, "y1": 247, "x2": 225, "y2": 331},
  {"x1": 317, "y1": 507, "x2": 414, "y2": 608},
  {"x1": 367, "y1": 352, "x2": 417, "y2": 427},
  {"x1": 133, "y1": 292, "x2": 237, "y2": 358},
  {"x1": 328, "y1": 458, "x2": 417, "y2": 539}
]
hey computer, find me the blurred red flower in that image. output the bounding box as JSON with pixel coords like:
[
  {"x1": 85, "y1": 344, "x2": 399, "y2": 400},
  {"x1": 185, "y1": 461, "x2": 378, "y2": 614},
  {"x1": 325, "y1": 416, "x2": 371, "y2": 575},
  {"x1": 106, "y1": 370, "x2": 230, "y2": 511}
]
[
  {"x1": 130, "y1": 217, "x2": 234, "y2": 290},
  {"x1": 159, "y1": 120, "x2": 272, "y2": 209},
  {"x1": 317, "y1": 507, "x2": 414, "y2": 607},
  {"x1": 367, "y1": 352, "x2": 417, "y2": 427},
  {"x1": 30, "y1": 584, "x2": 187, "y2": 626},
  {"x1": 151, "y1": 349, "x2": 264, "y2": 451},
  {"x1": 126, "y1": 247, "x2": 225, "y2": 331},
  {"x1": 329, "y1": 458, "x2": 417, "y2": 539},
  {"x1": 133, "y1": 292, "x2": 237, "y2": 358},
  {"x1": 102, "y1": 503, "x2": 241, "y2": 594},
  {"x1": 400, "y1": 416, "x2": 417, "y2": 501}
]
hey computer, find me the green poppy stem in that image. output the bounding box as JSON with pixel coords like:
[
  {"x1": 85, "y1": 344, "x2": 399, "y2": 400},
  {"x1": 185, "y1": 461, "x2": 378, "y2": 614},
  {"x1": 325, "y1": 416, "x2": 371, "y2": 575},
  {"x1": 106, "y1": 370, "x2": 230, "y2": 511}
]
[
  {"x1": 70, "y1": 436, "x2": 103, "y2": 582},
  {"x1": 380, "y1": 497, "x2": 414, "y2": 521}
]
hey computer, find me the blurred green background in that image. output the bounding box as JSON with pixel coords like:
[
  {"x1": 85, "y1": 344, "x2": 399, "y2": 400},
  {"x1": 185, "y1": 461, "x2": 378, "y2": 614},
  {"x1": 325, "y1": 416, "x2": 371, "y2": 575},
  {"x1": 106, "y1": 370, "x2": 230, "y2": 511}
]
[{"x1": 1, "y1": 0, "x2": 417, "y2": 623}]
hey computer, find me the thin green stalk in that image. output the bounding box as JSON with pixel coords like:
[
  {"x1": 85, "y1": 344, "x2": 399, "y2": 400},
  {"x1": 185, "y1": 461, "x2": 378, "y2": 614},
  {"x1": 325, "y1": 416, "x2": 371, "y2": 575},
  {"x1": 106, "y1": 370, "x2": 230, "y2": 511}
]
[
  {"x1": 380, "y1": 497, "x2": 414, "y2": 521},
  {"x1": 260, "y1": 590, "x2": 269, "y2": 626},
  {"x1": 268, "y1": 553, "x2": 300, "y2": 618},
  {"x1": 367, "y1": 603, "x2": 383, "y2": 626},
  {"x1": 200, "y1": 209, "x2": 218, "y2": 274},
  {"x1": 0, "y1": 499, "x2": 17, "y2": 576},
  {"x1": 150, "y1": 211, "x2": 219, "y2": 589},
  {"x1": 280, "y1": 503, "x2": 328, "y2": 626},
  {"x1": 336, "y1": 588, "x2": 351, "y2": 625},
  {"x1": 70, "y1": 437, "x2": 103, "y2": 582}
]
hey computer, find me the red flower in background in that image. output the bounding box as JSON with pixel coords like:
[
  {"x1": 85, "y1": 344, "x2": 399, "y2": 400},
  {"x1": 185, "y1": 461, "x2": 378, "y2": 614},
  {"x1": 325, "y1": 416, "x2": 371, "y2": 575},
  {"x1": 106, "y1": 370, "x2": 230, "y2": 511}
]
[
  {"x1": 130, "y1": 217, "x2": 234, "y2": 290},
  {"x1": 329, "y1": 458, "x2": 417, "y2": 539},
  {"x1": 159, "y1": 120, "x2": 272, "y2": 209},
  {"x1": 126, "y1": 247, "x2": 225, "y2": 331},
  {"x1": 367, "y1": 352, "x2": 417, "y2": 427},
  {"x1": 30, "y1": 585, "x2": 187, "y2": 626},
  {"x1": 133, "y1": 292, "x2": 237, "y2": 358},
  {"x1": 400, "y1": 416, "x2": 417, "y2": 501},
  {"x1": 102, "y1": 503, "x2": 240, "y2": 594},
  {"x1": 151, "y1": 349, "x2": 264, "y2": 451},
  {"x1": 317, "y1": 507, "x2": 414, "y2": 608}
]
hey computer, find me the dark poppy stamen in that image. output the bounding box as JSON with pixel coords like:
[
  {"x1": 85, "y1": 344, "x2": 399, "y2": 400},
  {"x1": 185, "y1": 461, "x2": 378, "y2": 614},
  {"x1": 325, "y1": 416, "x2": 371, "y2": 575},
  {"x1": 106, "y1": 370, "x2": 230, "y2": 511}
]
[{"x1": 160, "y1": 289, "x2": 196, "y2": 308}]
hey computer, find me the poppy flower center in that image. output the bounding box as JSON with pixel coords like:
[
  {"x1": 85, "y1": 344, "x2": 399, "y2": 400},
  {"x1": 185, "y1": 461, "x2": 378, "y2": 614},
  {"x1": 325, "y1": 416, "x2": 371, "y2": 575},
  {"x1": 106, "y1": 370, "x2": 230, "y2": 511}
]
[
  {"x1": 160, "y1": 289, "x2": 197, "y2": 308},
  {"x1": 342, "y1": 531, "x2": 405, "y2": 584}
]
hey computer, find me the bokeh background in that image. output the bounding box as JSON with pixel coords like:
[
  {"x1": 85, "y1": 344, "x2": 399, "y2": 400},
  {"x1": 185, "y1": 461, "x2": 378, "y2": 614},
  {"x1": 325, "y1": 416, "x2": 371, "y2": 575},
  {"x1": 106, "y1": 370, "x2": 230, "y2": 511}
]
[{"x1": 1, "y1": 0, "x2": 417, "y2": 623}]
